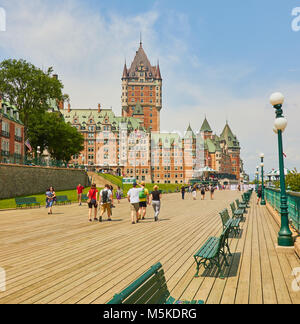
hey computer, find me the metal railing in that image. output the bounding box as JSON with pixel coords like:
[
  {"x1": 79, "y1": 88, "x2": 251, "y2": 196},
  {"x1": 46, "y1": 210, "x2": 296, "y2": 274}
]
[
  {"x1": 265, "y1": 188, "x2": 300, "y2": 233},
  {"x1": 1, "y1": 130, "x2": 10, "y2": 138},
  {"x1": 0, "y1": 154, "x2": 86, "y2": 170}
]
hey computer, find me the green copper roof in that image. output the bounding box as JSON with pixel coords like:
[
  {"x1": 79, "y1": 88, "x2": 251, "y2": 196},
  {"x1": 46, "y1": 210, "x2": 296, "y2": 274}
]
[
  {"x1": 220, "y1": 122, "x2": 240, "y2": 149},
  {"x1": 200, "y1": 118, "x2": 212, "y2": 133},
  {"x1": 205, "y1": 138, "x2": 216, "y2": 153},
  {"x1": 151, "y1": 133, "x2": 182, "y2": 147},
  {"x1": 132, "y1": 101, "x2": 144, "y2": 116},
  {"x1": 1, "y1": 100, "x2": 23, "y2": 125},
  {"x1": 185, "y1": 124, "x2": 196, "y2": 139},
  {"x1": 62, "y1": 108, "x2": 145, "y2": 132}
]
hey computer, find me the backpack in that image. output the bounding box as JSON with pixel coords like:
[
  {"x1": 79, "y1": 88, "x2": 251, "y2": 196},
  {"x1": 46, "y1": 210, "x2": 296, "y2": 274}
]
[
  {"x1": 102, "y1": 190, "x2": 109, "y2": 203},
  {"x1": 139, "y1": 189, "x2": 147, "y2": 199}
]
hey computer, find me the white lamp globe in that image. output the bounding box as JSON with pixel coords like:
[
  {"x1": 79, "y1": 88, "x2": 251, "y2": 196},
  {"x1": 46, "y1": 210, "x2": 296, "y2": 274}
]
[
  {"x1": 270, "y1": 92, "x2": 284, "y2": 106},
  {"x1": 274, "y1": 117, "x2": 288, "y2": 131},
  {"x1": 260, "y1": 153, "x2": 264, "y2": 158},
  {"x1": 261, "y1": 163, "x2": 264, "y2": 167}
]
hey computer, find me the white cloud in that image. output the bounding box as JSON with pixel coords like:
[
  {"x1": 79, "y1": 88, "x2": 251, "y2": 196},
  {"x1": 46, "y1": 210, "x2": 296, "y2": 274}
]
[{"x1": 0, "y1": 0, "x2": 299, "y2": 176}]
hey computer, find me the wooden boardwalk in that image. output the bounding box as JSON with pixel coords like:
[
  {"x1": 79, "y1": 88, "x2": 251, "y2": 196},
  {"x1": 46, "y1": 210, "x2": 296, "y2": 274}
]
[{"x1": 0, "y1": 191, "x2": 299, "y2": 304}]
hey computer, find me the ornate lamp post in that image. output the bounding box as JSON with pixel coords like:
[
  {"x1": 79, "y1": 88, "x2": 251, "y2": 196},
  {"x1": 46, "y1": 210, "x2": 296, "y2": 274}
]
[
  {"x1": 36, "y1": 146, "x2": 41, "y2": 166},
  {"x1": 270, "y1": 92, "x2": 293, "y2": 247},
  {"x1": 256, "y1": 166, "x2": 259, "y2": 193},
  {"x1": 260, "y1": 153, "x2": 266, "y2": 205}
]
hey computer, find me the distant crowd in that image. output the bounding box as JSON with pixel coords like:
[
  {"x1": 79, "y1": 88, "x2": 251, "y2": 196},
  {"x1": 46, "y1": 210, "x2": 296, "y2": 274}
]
[{"x1": 44, "y1": 182, "x2": 253, "y2": 224}]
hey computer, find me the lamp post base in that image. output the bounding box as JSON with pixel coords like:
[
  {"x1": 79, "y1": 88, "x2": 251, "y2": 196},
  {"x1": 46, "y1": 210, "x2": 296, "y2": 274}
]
[
  {"x1": 260, "y1": 200, "x2": 266, "y2": 206},
  {"x1": 278, "y1": 236, "x2": 294, "y2": 247}
]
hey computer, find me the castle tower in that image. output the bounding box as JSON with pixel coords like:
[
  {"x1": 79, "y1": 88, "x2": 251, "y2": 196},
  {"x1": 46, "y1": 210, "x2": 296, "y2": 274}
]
[
  {"x1": 220, "y1": 121, "x2": 241, "y2": 180},
  {"x1": 121, "y1": 41, "x2": 162, "y2": 132}
]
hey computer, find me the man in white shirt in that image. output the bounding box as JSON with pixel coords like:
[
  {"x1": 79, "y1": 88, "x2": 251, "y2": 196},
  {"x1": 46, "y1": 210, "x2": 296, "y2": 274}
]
[
  {"x1": 99, "y1": 184, "x2": 113, "y2": 222},
  {"x1": 127, "y1": 182, "x2": 143, "y2": 224}
]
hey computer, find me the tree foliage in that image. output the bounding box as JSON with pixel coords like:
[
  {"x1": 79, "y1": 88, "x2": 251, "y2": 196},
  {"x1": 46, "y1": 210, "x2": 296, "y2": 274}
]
[
  {"x1": 0, "y1": 59, "x2": 64, "y2": 131},
  {"x1": 27, "y1": 113, "x2": 84, "y2": 162},
  {"x1": 274, "y1": 169, "x2": 300, "y2": 192},
  {"x1": 286, "y1": 169, "x2": 300, "y2": 192},
  {"x1": 0, "y1": 59, "x2": 84, "y2": 162}
]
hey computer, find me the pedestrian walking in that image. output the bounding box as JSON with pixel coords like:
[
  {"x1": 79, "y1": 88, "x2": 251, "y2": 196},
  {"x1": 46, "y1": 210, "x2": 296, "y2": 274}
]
[
  {"x1": 49, "y1": 187, "x2": 57, "y2": 205},
  {"x1": 127, "y1": 182, "x2": 143, "y2": 224},
  {"x1": 139, "y1": 182, "x2": 149, "y2": 220},
  {"x1": 201, "y1": 186, "x2": 206, "y2": 200},
  {"x1": 192, "y1": 185, "x2": 197, "y2": 200},
  {"x1": 257, "y1": 185, "x2": 262, "y2": 205},
  {"x1": 210, "y1": 185, "x2": 215, "y2": 200},
  {"x1": 77, "y1": 184, "x2": 85, "y2": 206},
  {"x1": 181, "y1": 185, "x2": 186, "y2": 200},
  {"x1": 109, "y1": 185, "x2": 115, "y2": 215},
  {"x1": 99, "y1": 184, "x2": 113, "y2": 222},
  {"x1": 87, "y1": 184, "x2": 99, "y2": 222},
  {"x1": 116, "y1": 186, "x2": 123, "y2": 204},
  {"x1": 150, "y1": 185, "x2": 162, "y2": 222},
  {"x1": 45, "y1": 188, "x2": 54, "y2": 215}
]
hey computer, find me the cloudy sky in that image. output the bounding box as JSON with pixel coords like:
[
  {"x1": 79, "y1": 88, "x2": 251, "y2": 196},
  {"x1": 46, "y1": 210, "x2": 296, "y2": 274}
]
[{"x1": 0, "y1": 0, "x2": 299, "y2": 177}]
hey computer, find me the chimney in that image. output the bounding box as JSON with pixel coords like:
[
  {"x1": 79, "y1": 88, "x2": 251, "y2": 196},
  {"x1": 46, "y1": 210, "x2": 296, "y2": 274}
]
[
  {"x1": 58, "y1": 100, "x2": 64, "y2": 110},
  {"x1": 53, "y1": 74, "x2": 58, "y2": 80},
  {"x1": 68, "y1": 103, "x2": 71, "y2": 113},
  {"x1": 98, "y1": 103, "x2": 101, "y2": 114}
]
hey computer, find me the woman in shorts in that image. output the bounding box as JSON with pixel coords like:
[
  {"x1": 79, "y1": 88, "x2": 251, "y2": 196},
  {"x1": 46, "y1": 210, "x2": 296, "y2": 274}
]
[
  {"x1": 116, "y1": 186, "x2": 123, "y2": 204},
  {"x1": 192, "y1": 185, "x2": 197, "y2": 200},
  {"x1": 87, "y1": 184, "x2": 99, "y2": 222},
  {"x1": 210, "y1": 185, "x2": 215, "y2": 200},
  {"x1": 45, "y1": 188, "x2": 54, "y2": 215}
]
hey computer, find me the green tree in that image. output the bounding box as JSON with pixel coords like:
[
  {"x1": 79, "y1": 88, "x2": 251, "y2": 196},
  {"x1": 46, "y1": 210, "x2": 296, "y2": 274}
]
[
  {"x1": 286, "y1": 169, "x2": 300, "y2": 192},
  {"x1": 0, "y1": 59, "x2": 64, "y2": 133},
  {"x1": 27, "y1": 112, "x2": 84, "y2": 162}
]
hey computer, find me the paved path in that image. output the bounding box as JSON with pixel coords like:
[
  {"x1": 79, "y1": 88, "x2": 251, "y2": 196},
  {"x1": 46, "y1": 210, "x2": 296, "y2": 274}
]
[{"x1": 0, "y1": 190, "x2": 299, "y2": 304}]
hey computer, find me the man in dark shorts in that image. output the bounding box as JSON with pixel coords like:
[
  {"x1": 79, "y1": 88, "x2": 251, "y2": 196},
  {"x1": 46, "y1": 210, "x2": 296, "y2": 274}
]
[
  {"x1": 181, "y1": 186, "x2": 186, "y2": 200},
  {"x1": 138, "y1": 182, "x2": 149, "y2": 220},
  {"x1": 87, "y1": 184, "x2": 98, "y2": 222},
  {"x1": 77, "y1": 184, "x2": 84, "y2": 206}
]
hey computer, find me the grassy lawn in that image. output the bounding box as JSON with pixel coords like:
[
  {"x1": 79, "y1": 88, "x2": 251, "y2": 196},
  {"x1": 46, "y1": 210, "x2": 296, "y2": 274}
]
[
  {"x1": 0, "y1": 173, "x2": 181, "y2": 210},
  {"x1": 97, "y1": 173, "x2": 181, "y2": 196},
  {"x1": 0, "y1": 187, "x2": 103, "y2": 210}
]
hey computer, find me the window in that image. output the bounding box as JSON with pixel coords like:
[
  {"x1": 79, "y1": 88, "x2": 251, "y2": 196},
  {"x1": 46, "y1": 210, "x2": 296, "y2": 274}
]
[
  {"x1": 15, "y1": 127, "x2": 22, "y2": 137},
  {"x1": 1, "y1": 139, "x2": 9, "y2": 152},
  {"x1": 15, "y1": 142, "x2": 21, "y2": 154},
  {"x1": 2, "y1": 121, "x2": 9, "y2": 133}
]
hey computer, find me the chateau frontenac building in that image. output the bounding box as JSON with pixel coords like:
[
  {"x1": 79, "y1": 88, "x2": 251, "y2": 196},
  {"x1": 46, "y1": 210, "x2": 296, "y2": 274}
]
[{"x1": 62, "y1": 42, "x2": 245, "y2": 184}]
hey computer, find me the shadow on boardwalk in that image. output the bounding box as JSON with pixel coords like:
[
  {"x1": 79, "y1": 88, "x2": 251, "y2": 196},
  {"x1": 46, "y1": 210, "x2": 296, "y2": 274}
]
[{"x1": 201, "y1": 253, "x2": 241, "y2": 279}]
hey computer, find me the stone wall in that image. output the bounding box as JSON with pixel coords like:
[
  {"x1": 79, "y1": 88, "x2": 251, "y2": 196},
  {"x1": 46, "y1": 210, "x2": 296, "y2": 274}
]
[{"x1": 0, "y1": 164, "x2": 89, "y2": 199}]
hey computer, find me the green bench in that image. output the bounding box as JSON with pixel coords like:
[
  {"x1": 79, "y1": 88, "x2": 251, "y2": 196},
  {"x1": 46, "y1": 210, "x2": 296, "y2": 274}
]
[
  {"x1": 242, "y1": 193, "x2": 250, "y2": 207},
  {"x1": 56, "y1": 195, "x2": 71, "y2": 205},
  {"x1": 220, "y1": 209, "x2": 241, "y2": 236},
  {"x1": 193, "y1": 225, "x2": 232, "y2": 279},
  {"x1": 107, "y1": 263, "x2": 204, "y2": 305},
  {"x1": 236, "y1": 198, "x2": 247, "y2": 211},
  {"x1": 230, "y1": 202, "x2": 244, "y2": 219},
  {"x1": 81, "y1": 194, "x2": 88, "y2": 202},
  {"x1": 15, "y1": 197, "x2": 41, "y2": 209}
]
